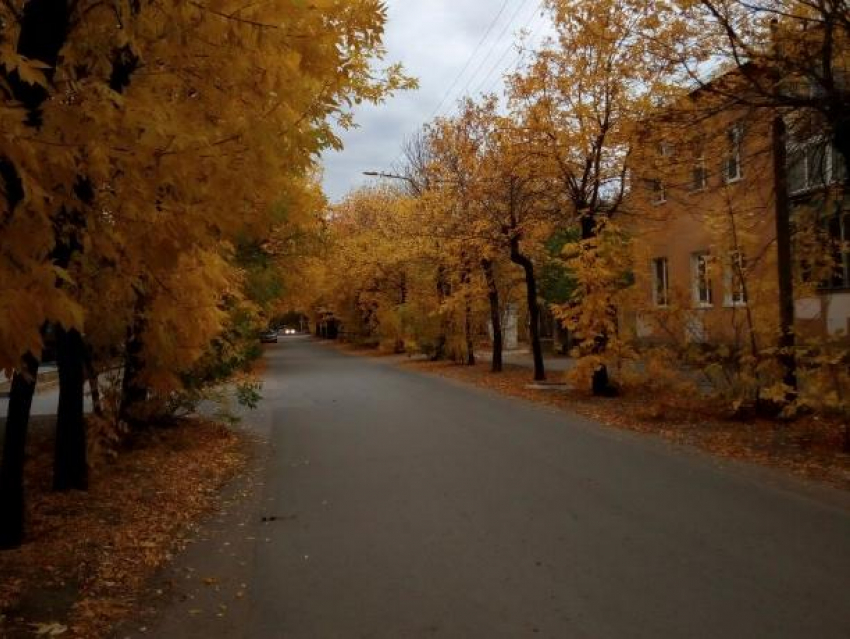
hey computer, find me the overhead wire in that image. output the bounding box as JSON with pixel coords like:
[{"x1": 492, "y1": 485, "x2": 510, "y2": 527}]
[
  {"x1": 448, "y1": 0, "x2": 536, "y2": 114},
  {"x1": 386, "y1": 0, "x2": 519, "y2": 171},
  {"x1": 387, "y1": 0, "x2": 547, "y2": 172},
  {"x1": 424, "y1": 0, "x2": 513, "y2": 122},
  {"x1": 471, "y1": 0, "x2": 545, "y2": 98}
]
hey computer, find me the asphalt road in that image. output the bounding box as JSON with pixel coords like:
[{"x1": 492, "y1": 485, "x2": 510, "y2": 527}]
[{"x1": 127, "y1": 336, "x2": 850, "y2": 639}]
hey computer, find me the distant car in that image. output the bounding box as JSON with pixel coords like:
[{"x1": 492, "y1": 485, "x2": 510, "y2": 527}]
[
  {"x1": 285, "y1": 328, "x2": 297, "y2": 335},
  {"x1": 260, "y1": 330, "x2": 278, "y2": 343}
]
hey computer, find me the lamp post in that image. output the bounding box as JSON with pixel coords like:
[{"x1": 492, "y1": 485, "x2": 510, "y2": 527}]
[{"x1": 362, "y1": 170, "x2": 417, "y2": 186}]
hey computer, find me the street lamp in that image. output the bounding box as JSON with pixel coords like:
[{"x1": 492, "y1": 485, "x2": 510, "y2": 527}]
[{"x1": 362, "y1": 170, "x2": 416, "y2": 185}]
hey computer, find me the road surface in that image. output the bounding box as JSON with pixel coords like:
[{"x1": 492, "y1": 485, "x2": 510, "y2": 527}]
[{"x1": 127, "y1": 336, "x2": 850, "y2": 639}]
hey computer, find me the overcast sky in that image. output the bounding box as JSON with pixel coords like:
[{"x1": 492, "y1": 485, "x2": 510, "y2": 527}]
[{"x1": 320, "y1": 0, "x2": 551, "y2": 203}]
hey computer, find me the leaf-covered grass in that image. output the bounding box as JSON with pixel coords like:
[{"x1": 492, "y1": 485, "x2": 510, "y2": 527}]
[{"x1": 0, "y1": 420, "x2": 247, "y2": 638}]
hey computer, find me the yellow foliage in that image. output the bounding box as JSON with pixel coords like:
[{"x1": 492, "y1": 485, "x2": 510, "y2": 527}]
[{"x1": 0, "y1": 0, "x2": 413, "y2": 398}]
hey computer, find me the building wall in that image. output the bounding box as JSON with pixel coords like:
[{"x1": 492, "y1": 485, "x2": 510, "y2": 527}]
[
  {"x1": 628, "y1": 103, "x2": 783, "y2": 346},
  {"x1": 627, "y1": 93, "x2": 849, "y2": 345}
]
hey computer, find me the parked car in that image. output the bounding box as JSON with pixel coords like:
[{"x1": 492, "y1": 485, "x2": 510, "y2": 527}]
[{"x1": 260, "y1": 329, "x2": 278, "y2": 343}]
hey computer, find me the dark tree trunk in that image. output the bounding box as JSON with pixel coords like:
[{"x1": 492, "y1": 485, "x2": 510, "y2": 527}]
[
  {"x1": 772, "y1": 116, "x2": 798, "y2": 399},
  {"x1": 482, "y1": 258, "x2": 503, "y2": 373},
  {"x1": 465, "y1": 306, "x2": 475, "y2": 366},
  {"x1": 510, "y1": 239, "x2": 545, "y2": 382},
  {"x1": 54, "y1": 327, "x2": 88, "y2": 491},
  {"x1": 120, "y1": 318, "x2": 148, "y2": 427},
  {"x1": 459, "y1": 264, "x2": 475, "y2": 366},
  {"x1": 84, "y1": 348, "x2": 102, "y2": 418},
  {"x1": 0, "y1": 354, "x2": 39, "y2": 549},
  {"x1": 433, "y1": 266, "x2": 450, "y2": 361},
  {"x1": 0, "y1": 0, "x2": 70, "y2": 548},
  {"x1": 590, "y1": 356, "x2": 613, "y2": 396},
  {"x1": 50, "y1": 211, "x2": 89, "y2": 486}
]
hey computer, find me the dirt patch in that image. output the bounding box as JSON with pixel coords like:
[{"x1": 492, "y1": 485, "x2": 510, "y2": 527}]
[
  {"x1": 0, "y1": 419, "x2": 247, "y2": 638},
  {"x1": 398, "y1": 359, "x2": 850, "y2": 491}
]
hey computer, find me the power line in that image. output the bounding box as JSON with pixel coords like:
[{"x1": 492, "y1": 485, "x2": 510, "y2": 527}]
[
  {"x1": 448, "y1": 0, "x2": 536, "y2": 115},
  {"x1": 388, "y1": 0, "x2": 544, "y2": 172},
  {"x1": 386, "y1": 0, "x2": 517, "y2": 171},
  {"x1": 425, "y1": 0, "x2": 513, "y2": 122},
  {"x1": 475, "y1": 0, "x2": 547, "y2": 98}
]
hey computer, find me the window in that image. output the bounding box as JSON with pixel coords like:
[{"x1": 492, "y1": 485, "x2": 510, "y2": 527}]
[
  {"x1": 724, "y1": 123, "x2": 743, "y2": 182},
  {"x1": 724, "y1": 251, "x2": 747, "y2": 306},
  {"x1": 691, "y1": 252, "x2": 713, "y2": 307},
  {"x1": 651, "y1": 257, "x2": 669, "y2": 307},
  {"x1": 691, "y1": 157, "x2": 707, "y2": 192},
  {"x1": 650, "y1": 178, "x2": 666, "y2": 204},
  {"x1": 822, "y1": 210, "x2": 850, "y2": 290},
  {"x1": 788, "y1": 138, "x2": 846, "y2": 194}
]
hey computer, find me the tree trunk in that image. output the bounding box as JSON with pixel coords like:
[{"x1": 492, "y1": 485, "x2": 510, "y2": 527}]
[
  {"x1": 0, "y1": 354, "x2": 39, "y2": 549},
  {"x1": 482, "y1": 258, "x2": 503, "y2": 373},
  {"x1": 395, "y1": 272, "x2": 407, "y2": 353},
  {"x1": 120, "y1": 328, "x2": 148, "y2": 426},
  {"x1": 54, "y1": 327, "x2": 88, "y2": 491},
  {"x1": 772, "y1": 116, "x2": 797, "y2": 399},
  {"x1": 459, "y1": 263, "x2": 475, "y2": 366},
  {"x1": 510, "y1": 239, "x2": 545, "y2": 381},
  {"x1": 0, "y1": 0, "x2": 70, "y2": 548},
  {"x1": 84, "y1": 348, "x2": 102, "y2": 418},
  {"x1": 433, "y1": 266, "x2": 450, "y2": 361},
  {"x1": 465, "y1": 305, "x2": 475, "y2": 366}
]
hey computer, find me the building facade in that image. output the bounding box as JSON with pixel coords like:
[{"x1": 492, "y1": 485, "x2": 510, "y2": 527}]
[{"x1": 627, "y1": 75, "x2": 848, "y2": 348}]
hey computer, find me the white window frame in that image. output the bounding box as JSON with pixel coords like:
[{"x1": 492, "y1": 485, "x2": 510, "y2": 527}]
[
  {"x1": 723, "y1": 251, "x2": 747, "y2": 307},
  {"x1": 724, "y1": 123, "x2": 744, "y2": 183},
  {"x1": 651, "y1": 257, "x2": 669, "y2": 307},
  {"x1": 788, "y1": 136, "x2": 846, "y2": 195},
  {"x1": 691, "y1": 252, "x2": 713, "y2": 308}
]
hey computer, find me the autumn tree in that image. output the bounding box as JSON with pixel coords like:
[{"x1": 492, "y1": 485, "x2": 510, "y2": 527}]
[
  {"x1": 398, "y1": 131, "x2": 455, "y2": 360},
  {"x1": 0, "y1": 0, "x2": 412, "y2": 548},
  {"x1": 509, "y1": 0, "x2": 683, "y2": 394},
  {"x1": 424, "y1": 106, "x2": 496, "y2": 367},
  {"x1": 446, "y1": 99, "x2": 554, "y2": 380}
]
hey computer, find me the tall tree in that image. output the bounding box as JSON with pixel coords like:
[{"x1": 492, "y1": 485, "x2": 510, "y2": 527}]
[
  {"x1": 0, "y1": 0, "x2": 413, "y2": 548},
  {"x1": 509, "y1": 0, "x2": 681, "y2": 394}
]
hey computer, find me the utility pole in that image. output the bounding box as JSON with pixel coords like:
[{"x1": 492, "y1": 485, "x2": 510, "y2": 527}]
[{"x1": 772, "y1": 115, "x2": 797, "y2": 398}]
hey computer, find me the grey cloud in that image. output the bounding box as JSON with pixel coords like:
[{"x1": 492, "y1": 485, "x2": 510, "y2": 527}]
[{"x1": 321, "y1": 0, "x2": 548, "y2": 203}]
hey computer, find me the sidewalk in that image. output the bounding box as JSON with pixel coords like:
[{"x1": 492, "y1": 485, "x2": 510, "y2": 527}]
[
  {"x1": 0, "y1": 363, "x2": 59, "y2": 395},
  {"x1": 478, "y1": 348, "x2": 575, "y2": 374},
  {"x1": 0, "y1": 364, "x2": 93, "y2": 422}
]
